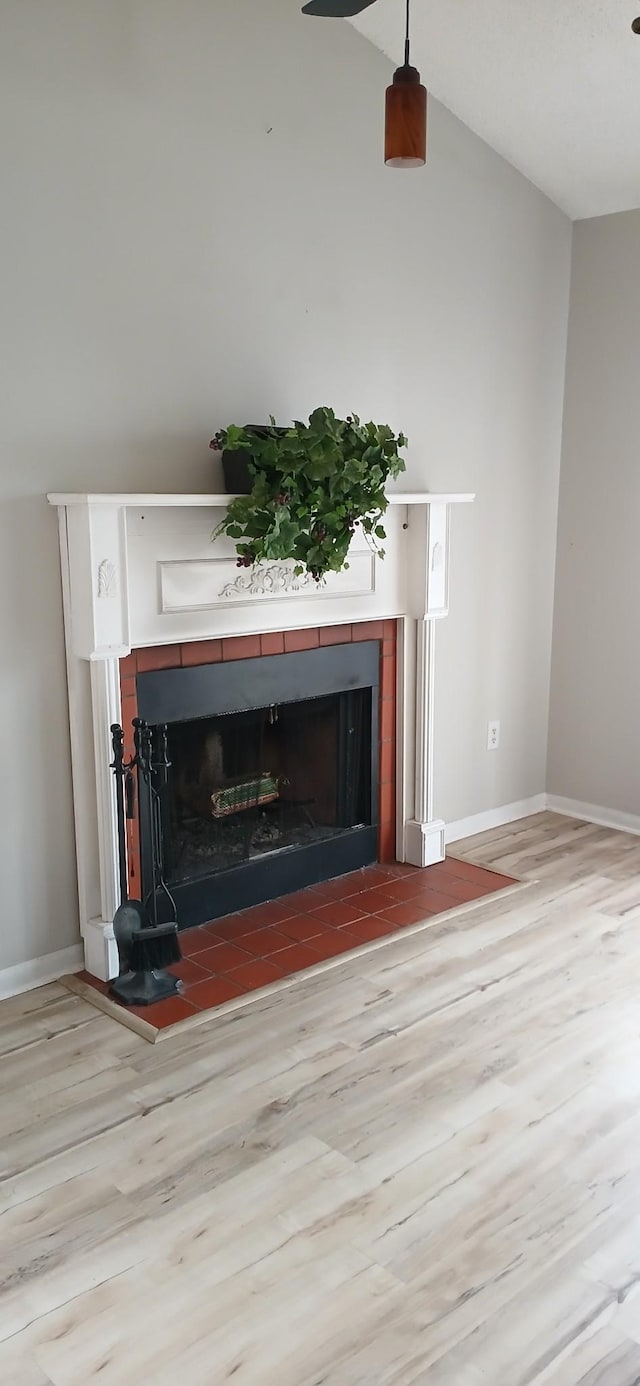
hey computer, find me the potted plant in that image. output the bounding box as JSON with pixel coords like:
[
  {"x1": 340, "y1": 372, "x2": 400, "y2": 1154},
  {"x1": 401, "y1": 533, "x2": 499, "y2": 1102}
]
[{"x1": 209, "y1": 407, "x2": 407, "y2": 582}]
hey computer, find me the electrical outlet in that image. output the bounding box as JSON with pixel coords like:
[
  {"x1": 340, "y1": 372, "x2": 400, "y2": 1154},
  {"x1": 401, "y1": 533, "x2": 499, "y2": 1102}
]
[{"x1": 487, "y1": 720, "x2": 500, "y2": 751}]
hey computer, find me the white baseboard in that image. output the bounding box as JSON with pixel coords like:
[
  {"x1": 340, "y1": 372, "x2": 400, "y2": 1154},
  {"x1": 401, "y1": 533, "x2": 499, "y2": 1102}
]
[
  {"x1": 546, "y1": 794, "x2": 640, "y2": 837},
  {"x1": 446, "y1": 791, "x2": 640, "y2": 847},
  {"x1": 0, "y1": 945, "x2": 84, "y2": 1001},
  {"x1": 445, "y1": 795, "x2": 548, "y2": 845}
]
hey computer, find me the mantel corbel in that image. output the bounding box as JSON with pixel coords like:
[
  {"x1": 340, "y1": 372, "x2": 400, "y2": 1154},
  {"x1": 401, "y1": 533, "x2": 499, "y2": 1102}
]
[{"x1": 54, "y1": 498, "x2": 131, "y2": 661}]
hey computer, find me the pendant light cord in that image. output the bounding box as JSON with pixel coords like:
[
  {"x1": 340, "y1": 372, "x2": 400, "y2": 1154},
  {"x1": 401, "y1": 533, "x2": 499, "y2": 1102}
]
[{"x1": 404, "y1": 0, "x2": 411, "y2": 65}]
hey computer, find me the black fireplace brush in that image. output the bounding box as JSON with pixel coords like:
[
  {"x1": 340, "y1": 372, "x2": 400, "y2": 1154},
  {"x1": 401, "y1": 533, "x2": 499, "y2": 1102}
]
[
  {"x1": 109, "y1": 718, "x2": 183, "y2": 1008},
  {"x1": 128, "y1": 923, "x2": 181, "y2": 971},
  {"x1": 111, "y1": 923, "x2": 182, "y2": 1007}
]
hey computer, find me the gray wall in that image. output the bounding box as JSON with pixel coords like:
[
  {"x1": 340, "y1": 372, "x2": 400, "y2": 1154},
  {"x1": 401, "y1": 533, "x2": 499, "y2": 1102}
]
[
  {"x1": 548, "y1": 210, "x2": 640, "y2": 815},
  {"x1": 0, "y1": 0, "x2": 571, "y2": 971}
]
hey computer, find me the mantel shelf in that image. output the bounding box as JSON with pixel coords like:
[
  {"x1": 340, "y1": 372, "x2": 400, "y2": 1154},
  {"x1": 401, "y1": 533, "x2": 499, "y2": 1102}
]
[{"x1": 48, "y1": 491, "x2": 475, "y2": 508}]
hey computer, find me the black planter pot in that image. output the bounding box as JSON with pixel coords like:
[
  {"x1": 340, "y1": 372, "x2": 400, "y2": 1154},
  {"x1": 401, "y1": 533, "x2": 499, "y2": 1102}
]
[
  {"x1": 221, "y1": 424, "x2": 288, "y2": 495},
  {"x1": 221, "y1": 448, "x2": 253, "y2": 495}
]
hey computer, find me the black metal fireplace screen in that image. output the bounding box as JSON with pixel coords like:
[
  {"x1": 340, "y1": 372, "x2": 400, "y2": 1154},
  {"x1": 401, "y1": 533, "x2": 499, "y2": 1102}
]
[{"x1": 134, "y1": 642, "x2": 379, "y2": 928}]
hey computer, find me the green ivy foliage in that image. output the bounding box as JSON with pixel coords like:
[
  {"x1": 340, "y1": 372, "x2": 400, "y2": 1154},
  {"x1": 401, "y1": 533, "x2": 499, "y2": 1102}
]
[{"x1": 211, "y1": 407, "x2": 407, "y2": 581}]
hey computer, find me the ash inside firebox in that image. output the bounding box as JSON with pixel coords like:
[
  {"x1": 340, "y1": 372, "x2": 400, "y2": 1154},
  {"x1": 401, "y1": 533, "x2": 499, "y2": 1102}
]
[{"x1": 169, "y1": 800, "x2": 337, "y2": 885}]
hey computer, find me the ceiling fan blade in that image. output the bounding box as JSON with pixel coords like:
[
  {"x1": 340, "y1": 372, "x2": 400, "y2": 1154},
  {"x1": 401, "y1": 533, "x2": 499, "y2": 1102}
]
[{"x1": 302, "y1": 0, "x2": 378, "y2": 16}]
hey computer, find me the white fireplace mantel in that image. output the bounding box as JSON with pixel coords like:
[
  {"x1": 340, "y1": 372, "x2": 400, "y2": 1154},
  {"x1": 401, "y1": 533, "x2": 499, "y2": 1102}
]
[{"x1": 49, "y1": 490, "x2": 474, "y2": 981}]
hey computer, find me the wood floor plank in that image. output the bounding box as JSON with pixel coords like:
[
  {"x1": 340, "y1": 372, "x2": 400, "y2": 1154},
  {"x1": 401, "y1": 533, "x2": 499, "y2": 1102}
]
[
  {"x1": 429, "y1": 1261, "x2": 617, "y2": 1383},
  {"x1": 4, "y1": 813, "x2": 640, "y2": 1381},
  {"x1": 532, "y1": 1325, "x2": 640, "y2": 1384}
]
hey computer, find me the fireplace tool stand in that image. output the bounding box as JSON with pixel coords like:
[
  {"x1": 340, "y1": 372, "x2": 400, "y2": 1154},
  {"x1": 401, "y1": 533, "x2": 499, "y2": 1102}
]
[{"x1": 109, "y1": 718, "x2": 182, "y2": 1007}]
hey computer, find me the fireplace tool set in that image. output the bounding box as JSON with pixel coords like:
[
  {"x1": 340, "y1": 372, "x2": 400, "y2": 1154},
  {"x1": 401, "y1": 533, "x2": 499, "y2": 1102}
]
[{"x1": 110, "y1": 719, "x2": 182, "y2": 1006}]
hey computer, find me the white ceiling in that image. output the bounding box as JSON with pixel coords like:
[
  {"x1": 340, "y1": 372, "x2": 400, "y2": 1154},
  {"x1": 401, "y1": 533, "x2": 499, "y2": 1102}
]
[{"x1": 351, "y1": 0, "x2": 640, "y2": 220}]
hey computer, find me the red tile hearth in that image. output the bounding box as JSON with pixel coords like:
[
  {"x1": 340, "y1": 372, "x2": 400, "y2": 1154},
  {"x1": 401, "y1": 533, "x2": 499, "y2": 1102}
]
[{"x1": 77, "y1": 856, "x2": 517, "y2": 1032}]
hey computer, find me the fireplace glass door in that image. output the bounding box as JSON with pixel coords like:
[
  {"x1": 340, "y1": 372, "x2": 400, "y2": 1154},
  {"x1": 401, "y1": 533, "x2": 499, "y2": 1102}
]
[
  {"x1": 135, "y1": 642, "x2": 379, "y2": 926},
  {"x1": 166, "y1": 689, "x2": 371, "y2": 885}
]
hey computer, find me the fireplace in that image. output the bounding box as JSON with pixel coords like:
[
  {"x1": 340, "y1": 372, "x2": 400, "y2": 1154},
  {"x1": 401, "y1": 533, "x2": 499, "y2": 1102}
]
[
  {"x1": 132, "y1": 640, "x2": 381, "y2": 927},
  {"x1": 48, "y1": 489, "x2": 474, "y2": 980}
]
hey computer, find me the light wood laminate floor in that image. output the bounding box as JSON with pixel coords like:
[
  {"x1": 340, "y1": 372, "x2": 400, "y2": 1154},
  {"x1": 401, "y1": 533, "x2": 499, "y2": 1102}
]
[{"x1": 3, "y1": 813, "x2": 640, "y2": 1384}]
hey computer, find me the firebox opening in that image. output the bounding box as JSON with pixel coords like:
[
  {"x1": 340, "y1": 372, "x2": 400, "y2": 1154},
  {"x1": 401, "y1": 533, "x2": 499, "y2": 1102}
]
[
  {"x1": 166, "y1": 689, "x2": 372, "y2": 886},
  {"x1": 135, "y1": 640, "x2": 381, "y2": 927}
]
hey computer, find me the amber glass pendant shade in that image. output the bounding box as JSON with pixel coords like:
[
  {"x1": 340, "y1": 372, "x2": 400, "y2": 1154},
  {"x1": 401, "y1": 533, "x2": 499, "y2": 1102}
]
[
  {"x1": 385, "y1": 63, "x2": 427, "y2": 166},
  {"x1": 384, "y1": 0, "x2": 426, "y2": 167}
]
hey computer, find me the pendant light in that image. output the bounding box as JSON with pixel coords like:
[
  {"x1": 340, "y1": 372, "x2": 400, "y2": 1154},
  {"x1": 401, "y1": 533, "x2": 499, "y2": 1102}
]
[{"x1": 385, "y1": 0, "x2": 427, "y2": 167}]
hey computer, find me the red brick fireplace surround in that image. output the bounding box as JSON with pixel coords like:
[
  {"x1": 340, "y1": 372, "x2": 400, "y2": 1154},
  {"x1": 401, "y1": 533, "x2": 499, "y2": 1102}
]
[
  {"x1": 119, "y1": 618, "x2": 398, "y2": 902},
  {"x1": 92, "y1": 612, "x2": 517, "y2": 1037}
]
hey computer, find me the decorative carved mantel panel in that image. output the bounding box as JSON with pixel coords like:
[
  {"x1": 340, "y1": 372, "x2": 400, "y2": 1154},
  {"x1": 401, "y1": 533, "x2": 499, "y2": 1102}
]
[
  {"x1": 158, "y1": 550, "x2": 377, "y2": 616},
  {"x1": 219, "y1": 563, "x2": 316, "y2": 599},
  {"x1": 48, "y1": 489, "x2": 474, "y2": 981}
]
